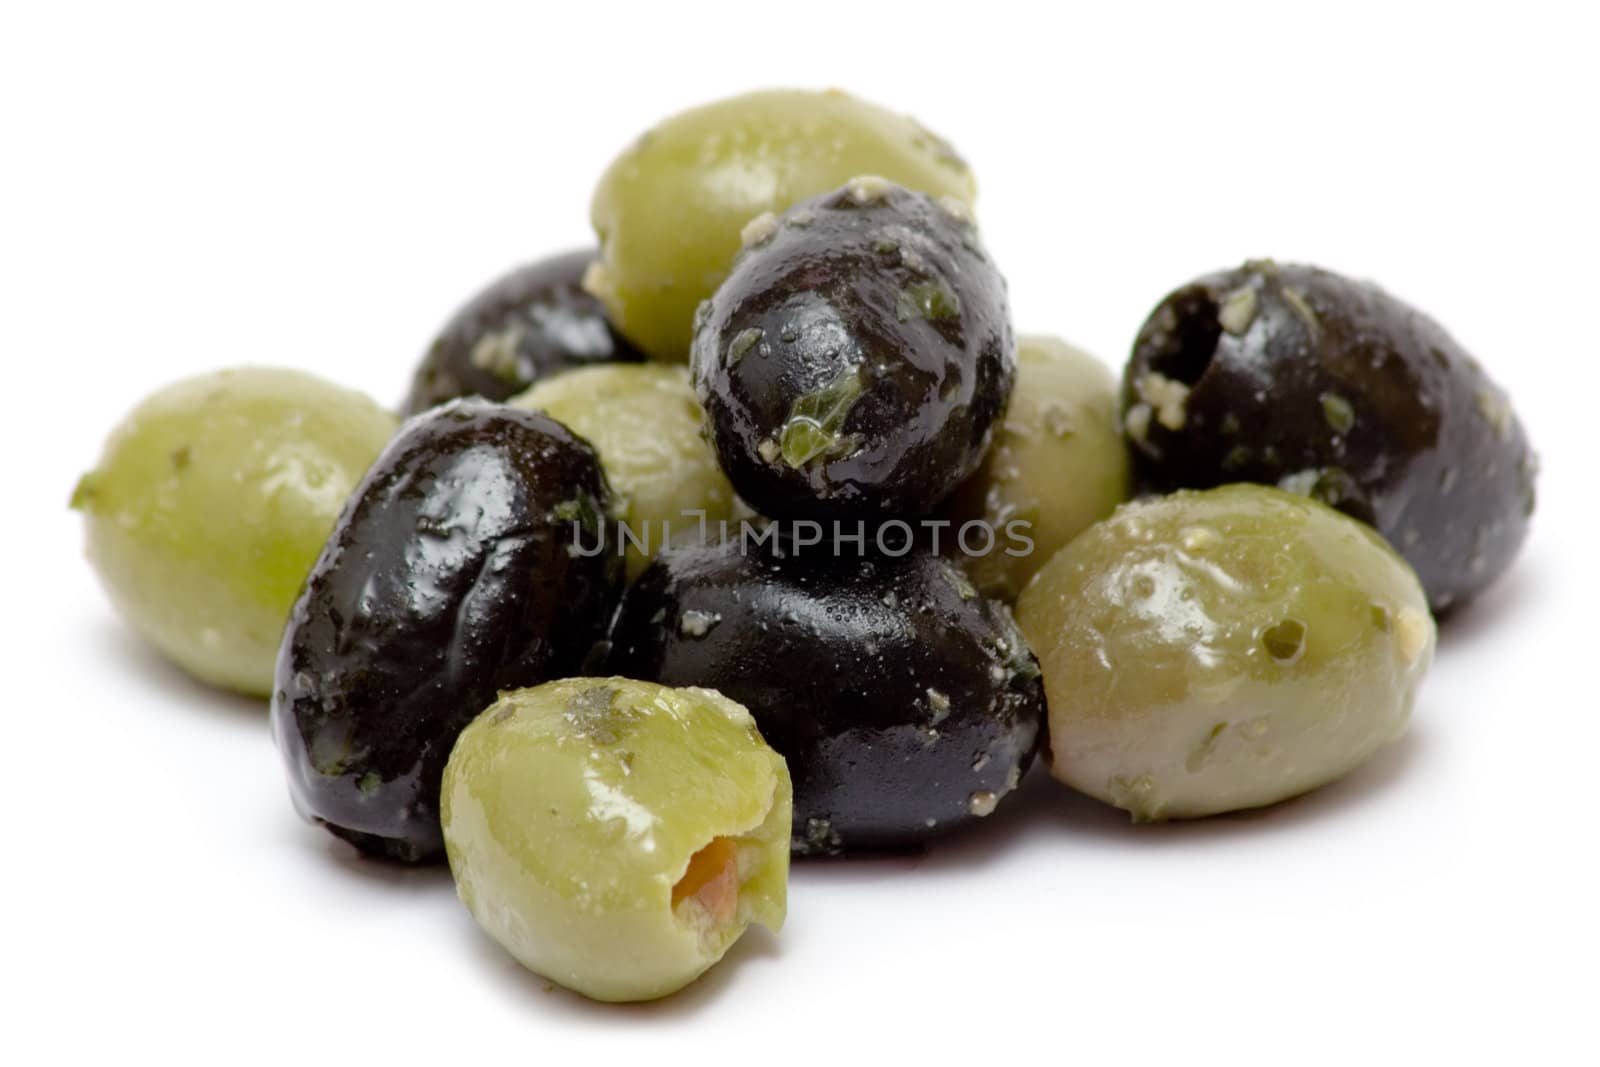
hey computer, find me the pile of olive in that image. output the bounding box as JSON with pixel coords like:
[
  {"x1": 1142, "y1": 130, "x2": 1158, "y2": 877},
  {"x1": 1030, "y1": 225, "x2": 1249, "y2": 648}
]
[{"x1": 73, "y1": 88, "x2": 1535, "y2": 1005}]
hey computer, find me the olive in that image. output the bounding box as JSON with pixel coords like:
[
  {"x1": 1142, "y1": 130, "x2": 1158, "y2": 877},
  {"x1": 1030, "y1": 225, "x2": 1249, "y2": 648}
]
[
  {"x1": 587, "y1": 88, "x2": 976, "y2": 361},
  {"x1": 71, "y1": 368, "x2": 396, "y2": 697},
  {"x1": 1015, "y1": 484, "x2": 1434, "y2": 821},
  {"x1": 272, "y1": 400, "x2": 624, "y2": 863},
  {"x1": 944, "y1": 335, "x2": 1130, "y2": 601},
  {"x1": 401, "y1": 250, "x2": 644, "y2": 416},
  {"x1": 443, "y1": 678, "x2": 791, "y2": 1003},
  {"x1": 1122, "y1": 260, "x2": 1536, "y2": 612},
  {"x1": 510, "y1": 364, "x2": 735, "y2": 579},
  {"x1": 604, "y1": 537, "x2": 1045, "y2": 854},
  {"x1": 691, "y1": 177, "x2": 1014, "y2": 520}
]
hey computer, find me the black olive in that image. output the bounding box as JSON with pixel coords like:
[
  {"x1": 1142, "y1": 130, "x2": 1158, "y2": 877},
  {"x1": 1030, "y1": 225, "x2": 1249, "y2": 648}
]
[
  {"x1": 271, "y1": 400, "x2": 625, "y2": 863},
  {"x1": 603, "y1": 536, "x2": 1045, "y2": 855},
  {"x1": 1123, "y1": 260, "x2": 1537, "y2": 612},
  {"x1": 402, "y1": 250, "x2": 645, "y2": 416},
  {"x1": 690, "y1": 177, "x2": 1015, "y2": 519}
]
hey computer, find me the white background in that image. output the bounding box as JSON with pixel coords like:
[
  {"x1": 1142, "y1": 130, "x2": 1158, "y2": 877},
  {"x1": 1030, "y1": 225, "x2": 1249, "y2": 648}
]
[{"x1": 4, "y1": 2, "x2": 1597, "y2": 1063}]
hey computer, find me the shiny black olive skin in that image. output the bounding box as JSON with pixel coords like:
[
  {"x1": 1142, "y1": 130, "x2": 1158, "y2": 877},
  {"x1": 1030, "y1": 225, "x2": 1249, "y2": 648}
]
[
  {"x1": 402, "y1": 250, "x2": 645, "y2": 416},
  {"x1": 1123, "y1": 261, "x2": 1537, "y2": 612},
  {"x1": 603, "y1": 537, "x2": 1044, "y2": 855},
  {"x1": 690, "y1": 179, "x2": 1014, "y2": 519},
  {"x1": 272, "y1": 400, "x2": 624, "y2": 863}
]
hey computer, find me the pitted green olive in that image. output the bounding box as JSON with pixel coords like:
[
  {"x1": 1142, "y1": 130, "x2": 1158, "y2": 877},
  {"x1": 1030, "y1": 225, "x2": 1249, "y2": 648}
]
[{"x1": 442, "y1": 678, "x2": 791, "y2": 1002}]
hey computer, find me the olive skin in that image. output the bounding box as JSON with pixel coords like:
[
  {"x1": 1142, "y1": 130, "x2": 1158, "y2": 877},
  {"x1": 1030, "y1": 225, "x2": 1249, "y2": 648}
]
[
  {"x1": 587, "y1": 88, "x2": 977, "y2": 361},
  {"x1": 444, "y1": 678, "x2": 791, "y2": 1003},
  {"x1": 71, "y1": 368, "x2": 397, "y2": 697},
  {"x1": 402, "y1": 250, "x2": 644, "y2": 416},
  {"x1": 1123, "y1": 260, "x2": 1536, "y2": 612},
  {"x1": 604, "y1": 538, "x2": 1044, "y2": 854},
  {"x1": 272, "y1": 400, "x2": 625, "y2": 863},
  {"x1": 692, "y1": 178, "x2": 1015, "y2": 520},
  {"x1": 1016, "y1": 485, "x2": 1434, "y2": 821},
  {"x1": 510, "y1": 364, "x2": 735, "y2": 580},
  {"x1": 944, "y1": 335, "x2": 1130, "y2": 601}
]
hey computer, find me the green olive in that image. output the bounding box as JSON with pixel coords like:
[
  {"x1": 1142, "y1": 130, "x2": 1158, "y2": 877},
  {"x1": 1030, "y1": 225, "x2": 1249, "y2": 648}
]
[
  {"x1": 1015, "y1": 484, "x2": 1433, "y2": 820},
  {"x1": 510, "y1": 364, "x2": 735, "y2": 579},
  {"x1": 944, "y1": 335, "x2": 1130, "y2": 600},
  {"x1": 442, "y1": 678, "x2": 791, "y2": 1003},
  {"x1": 72, "y1": 368, "x2": 396, "y2": 697},
  {"x1": 587, "y1": 88, "x2": 977, "y2": 361}
]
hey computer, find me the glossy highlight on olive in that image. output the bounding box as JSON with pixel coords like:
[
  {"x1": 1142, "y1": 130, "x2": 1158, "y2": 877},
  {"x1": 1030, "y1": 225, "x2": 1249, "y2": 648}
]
[{"x1": 272, "y1": 399, "x2": 625, "y2": 863}]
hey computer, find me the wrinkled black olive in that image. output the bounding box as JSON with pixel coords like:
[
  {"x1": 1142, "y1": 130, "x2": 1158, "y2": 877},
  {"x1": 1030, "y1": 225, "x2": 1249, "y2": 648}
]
[
  {"x1": 272, "y1": 400, "x2": 625, "y2": 863},
  {"x1": 402, "y1": 250, "x2": 645, "y2": 416},
  {"x1": 690, "y1": 177, "x2": 1014, "y2": 519},
  {"x1": 1122, "y1": 260, "x2": 1537, "y2": 612},
  {"x1": 603, "y1": 536, "x2": 1044, "y2": 855}
]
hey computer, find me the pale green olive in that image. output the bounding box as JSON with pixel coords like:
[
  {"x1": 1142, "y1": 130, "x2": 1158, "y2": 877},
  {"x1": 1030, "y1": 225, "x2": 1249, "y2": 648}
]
[
  {"x1": 945, "y1": 335, "x2": 1130, "y2": 600},
  {"x1": 442, "y1": 678, "x2": 791, "y2": 1003},
  {"x1": 510, "y1": 364, "x2": 735, "y2": 579},
  {"x1": 1015, "y1": 484, "x2": 1434, "y2": 820},
  {"x1": 587, "y1": 88, "x2": 976, "y2": 360},
  {"x1": 72, "y1": 368, "x2": 396, "y2": 697}
]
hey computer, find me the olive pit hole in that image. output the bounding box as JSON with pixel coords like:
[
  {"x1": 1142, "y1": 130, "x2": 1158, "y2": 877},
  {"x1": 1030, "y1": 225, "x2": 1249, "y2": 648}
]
[
  {"x1": 672, "y1": 835, "x2": 740, "y2": 925},
  {"x1": 1147, "y1": 291, "x2": 1224, "y2": 387}
]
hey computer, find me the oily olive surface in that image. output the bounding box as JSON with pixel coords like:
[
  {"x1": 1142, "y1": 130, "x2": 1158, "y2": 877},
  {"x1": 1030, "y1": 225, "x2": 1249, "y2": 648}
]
[
  {"x1": 587, "y1": 88, "x2": 977, "y2": 361},
  {"x1": 72, "y1": 367, "x2": 397, "y2": 697},
  {"x1": 944, "y1": 335, "x2": 1130, "y2": 601},
  {"x1": 604, "y1": 538, "x2": 1044, "y2": 854},
  {"x1": 273, "y1": 400, "x2": 624, "y2": 863},
  {"x1": 402, "y1": 250, "x2": 643, "y2": 416},
  {"x1": 1122, "y1": 260, "x2": 1536, "y2": 612},
  {"x1": 510, "y1": 364, "x2": 735, "y2": 579},
  {"x1": 692, "y1": 178, "x2": 1015, "y2": 520},
  {"x1": 443, "y1": 678, "x2": 791, "y2": 1003},
  {"x1": 1015, "y1": 484, "x2": 1434, "y2": 821}
]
